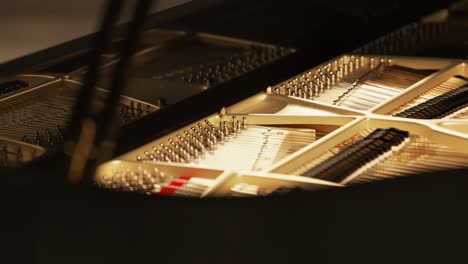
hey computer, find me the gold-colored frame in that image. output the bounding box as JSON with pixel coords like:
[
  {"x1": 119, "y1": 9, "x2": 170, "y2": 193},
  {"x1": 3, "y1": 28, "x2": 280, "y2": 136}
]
[{"x1": 96, "y1": 55, "x2": 468, "y2": 197}]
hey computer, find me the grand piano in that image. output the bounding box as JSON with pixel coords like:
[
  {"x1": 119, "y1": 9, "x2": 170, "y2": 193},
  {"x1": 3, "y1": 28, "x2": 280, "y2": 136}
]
[{"x1": 2, "y1": 0, "x2": 468, "y2": 263}]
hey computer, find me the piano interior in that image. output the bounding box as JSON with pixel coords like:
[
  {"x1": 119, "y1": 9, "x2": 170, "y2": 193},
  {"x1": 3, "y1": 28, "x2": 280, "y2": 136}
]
[
  {"x1": 4, "y1": 1, "x2": 468, "y2": 263},
  {"x1": 94, "y1": 55, "x2": 468, "y2": 197},
  {"x1": 3, "y1": 1, "x2": 468, "y2": 197}
]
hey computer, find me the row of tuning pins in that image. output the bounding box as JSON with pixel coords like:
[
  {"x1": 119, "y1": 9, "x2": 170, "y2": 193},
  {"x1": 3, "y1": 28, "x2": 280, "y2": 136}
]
[
  {"x1": 119, "y1": 101, "x2": 152, "y2": 124},
  {"x1": 100, "y1": 165, "x2": 207, "y2": 197},
  {"x1": 0, "y1": 144, "x2": 36, "y2": 167},
  {"x1": 179, "y1": 46, "x2": 290, "y2": 85},
  {"x1": 22, "y1": 125, "x2": 64, "y2": 149},
  {"x1": 269, "y1": 56, "x2": 384, "y2": 99},
  {"x1": 357, "y1": 22, "x2": 448, "y2": 55},
  {"x1": 99, "y1": 165, "x2": 167, "y2": 194},
  {"x1": 0, "y1": 80, "x2": 28, "y2": 95},
  {"x1": 136, "y1": 115, "x2": 248, "y2": 163},
  {"x1": 226, "y1": 46, "x2": 290, "y2": 72}
]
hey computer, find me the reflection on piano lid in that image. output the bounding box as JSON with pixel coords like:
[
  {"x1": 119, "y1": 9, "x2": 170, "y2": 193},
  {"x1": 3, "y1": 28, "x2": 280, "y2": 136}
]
[
  {"x1": 0, "y1": 29, "x2": 293, "y2": 168},
  {"x1": 0, "y1": 137, "x2": 45, "y2": 168},
  {"x1": 0, "y1": 75, "x2": 159, "y2": 166},
  {"x1": 354, "y1": 2, "x2": 468, "y2": 59},
  {"x1": 66, "y1": 29, "x2": 294, "y2": 105}
]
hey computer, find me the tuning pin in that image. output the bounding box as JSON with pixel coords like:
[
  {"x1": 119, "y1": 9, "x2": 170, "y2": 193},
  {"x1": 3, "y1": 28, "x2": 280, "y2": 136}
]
[
  {"x1": 339, "y1": 57, "x2": 345, "y2": 68},
  {"x1": 56, "y1": 125, "x2": 64, "y2": 141},
  {"x1": 360, "y1": 56, "x2": 366, "y2": 67},
  {"x1": 232, "y1": 116, "x2": 237, "y2": 133},
  {"x1": 197, "y1": 141, "x2": 205, "y2": 155},
  {"x1": 190, "y1": 127, "x2": 198, "y2": 136},
  {"x1": 130, "y1": 101, "x2": 135, "y2": 116},
  {"x1": 45, "y1": 129, "x2": 54, "y2": 148},
  {"x1": 336, "y1": 69, "x2": 342, "y2": 81},
  {"x1": 203, "y1": 128, "x2": 210, "y2": 138},
  {"x1": 370, "y1": 57, "x2": 375, "y2": 68},
  {"x1": 144, "y1": 150, "x2": 152, "y2": 160},
  {"x1": 330, "y1": 72, "x2": 336, "y2": 85},
  {"x1": 313, "y1": 84, "x2": 320, "y2": 95},
  {"x1": 218, "y1": 128, "x2": 225, "y2": 142},
  {"x1": 333, "y1": 60, "x2": 338, "y2": 71},
  {"x1": 319, "y1": 80, "x2": 324, "y2": 92},
  {"x1": 206, "y1": 138, "x2": 214, "y2": 151},
  {"x1": 183, "y1": 130, "x2": 191, "y2": 142},
  {"x1": 157, "y1": 150, "x2": 167, "y2": 161},
  {"x1": 307, "y1": 88, "x2": 314, "y2": 99},
  {"x1": 320, "y1": 73, "x2": 326, "y2": 83},
  {"x1": 222, "y1": 121, "x2": 228, "y2": 136},
  {"x1": 167, "y1": 149, "x2": 175, "y2": 162},
  {"x1": 343, "y1": 64, "x2": 349, "y2": 76},
  {"x1": 219, "y1": 115, "x2": 224, "y2": 128},
  {"x1": 196, "y1": 132, "x2": 204, "y2": 144},
  {"x1": 0, "y1": 145, "x2": 8, "y2": 167},
  {"x1": 137, "y1": 103, "x2": 143, "y2": 117},
  {"x1": 34, "y1": 131, "x2": 42, "y2": 146},
  {"x1": 1, "y1": 145, "x2": 7, "y2": 154},
  {"x1": 16, "y1": 146, "x2": 23, "y2": 159},
  {"x1": 279, "y1": 84, "x2": 286, "y2": 95}
]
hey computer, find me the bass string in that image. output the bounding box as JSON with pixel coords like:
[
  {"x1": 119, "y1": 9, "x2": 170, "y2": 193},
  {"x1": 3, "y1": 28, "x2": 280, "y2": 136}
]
[
  {"x1": 442, "y1": 103, "x2": 468, "y2": 119},
  {"x1": 351, "y1": 136, "x2": 468, "y2": 184},
  {"x1": 288, "y1": 130, "x2": 373, "y2": 176},
  {"x1": 390, "y1": 76, "x2": 468, "y2": 115},
  {"x1": 288, "y1": 129, "x2": 466, "y2": 185}
]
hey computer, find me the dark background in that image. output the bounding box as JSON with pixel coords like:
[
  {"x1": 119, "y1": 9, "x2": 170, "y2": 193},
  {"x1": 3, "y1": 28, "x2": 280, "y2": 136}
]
[
  {"x1": 2, "y1": 1, "x2": 466, "y2": 263},
  {"x1": 0, "y1": 0, "x2": 190, "y2": 64}
]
